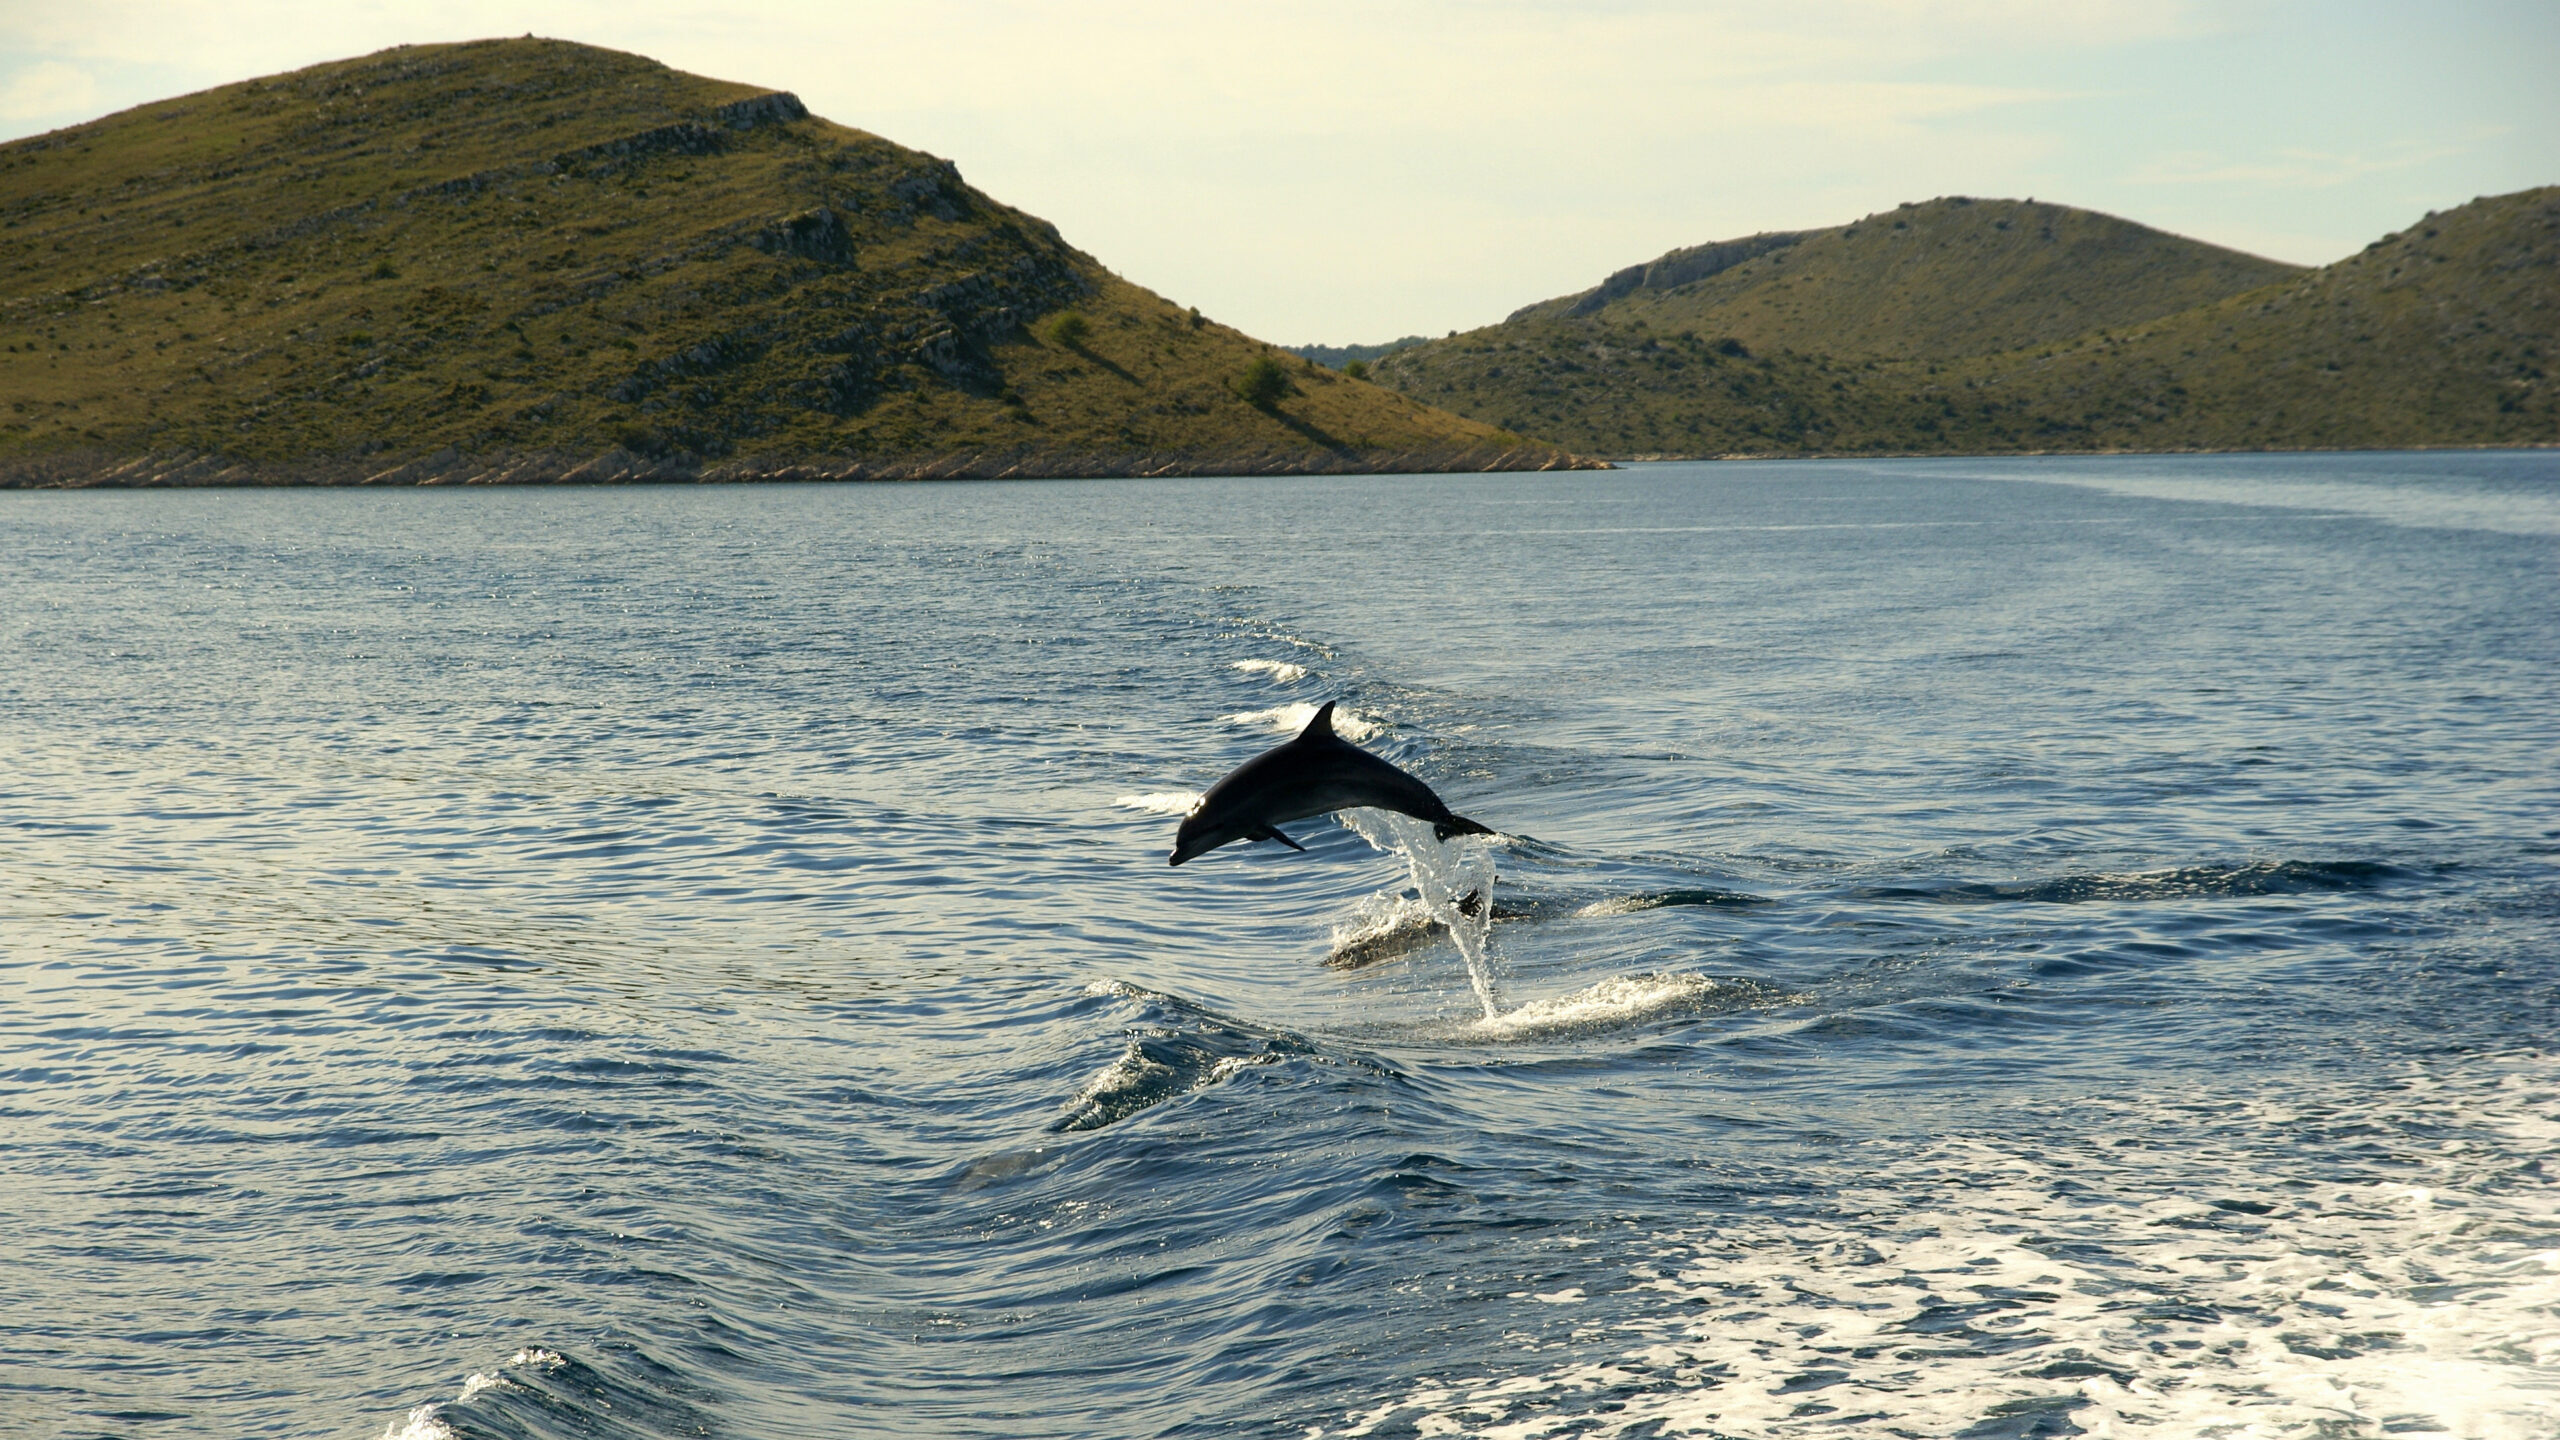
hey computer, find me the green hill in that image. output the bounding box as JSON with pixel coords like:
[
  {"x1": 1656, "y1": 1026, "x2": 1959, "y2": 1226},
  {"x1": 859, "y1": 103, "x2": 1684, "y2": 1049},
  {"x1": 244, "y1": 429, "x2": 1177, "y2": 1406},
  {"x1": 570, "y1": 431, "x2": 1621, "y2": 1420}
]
[
  {"x1": 1504, "y1": 197, "x2": 2303, "y2": 360},
  {"x1": 0, "y1": 39, "x2": 1588, "y2": 485},
  {"x1": 1934, "y1": 188, "x2": 2560, "y2": 451},
  {"x1": 1371, "y1": 193, "x2": 2555, "y2": 457}
]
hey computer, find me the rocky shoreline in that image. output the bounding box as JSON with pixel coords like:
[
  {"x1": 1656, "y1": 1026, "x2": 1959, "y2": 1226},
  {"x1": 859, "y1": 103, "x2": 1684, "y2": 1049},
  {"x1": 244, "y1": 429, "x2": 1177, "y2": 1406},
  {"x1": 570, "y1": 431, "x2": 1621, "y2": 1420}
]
[{"x1": 0, "y1": 443, "x2": 1606, "y2": 488}]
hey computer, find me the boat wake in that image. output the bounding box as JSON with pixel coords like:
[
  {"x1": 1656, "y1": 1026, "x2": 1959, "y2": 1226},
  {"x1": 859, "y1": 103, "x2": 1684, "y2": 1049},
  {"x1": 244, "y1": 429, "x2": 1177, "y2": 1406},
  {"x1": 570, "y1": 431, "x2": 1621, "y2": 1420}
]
[{"x1": 1323, "y1": 1058, "x2": 2560, "y2": 1439}]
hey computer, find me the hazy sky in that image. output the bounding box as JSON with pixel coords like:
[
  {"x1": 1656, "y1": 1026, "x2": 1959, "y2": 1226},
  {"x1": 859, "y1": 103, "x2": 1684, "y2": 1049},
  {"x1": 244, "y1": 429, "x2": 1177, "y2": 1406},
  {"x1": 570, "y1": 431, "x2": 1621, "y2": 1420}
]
[{"x1": 5, "y1": 2, "x2": 2553, "y2": 342}]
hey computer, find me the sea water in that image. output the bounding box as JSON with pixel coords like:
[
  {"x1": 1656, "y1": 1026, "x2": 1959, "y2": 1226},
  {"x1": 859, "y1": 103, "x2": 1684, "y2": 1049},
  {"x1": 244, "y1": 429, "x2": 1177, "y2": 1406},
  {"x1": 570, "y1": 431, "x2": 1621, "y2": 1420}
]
[{"x1": 1, "y1": 453, "x2": 2554, "y2": 1439}]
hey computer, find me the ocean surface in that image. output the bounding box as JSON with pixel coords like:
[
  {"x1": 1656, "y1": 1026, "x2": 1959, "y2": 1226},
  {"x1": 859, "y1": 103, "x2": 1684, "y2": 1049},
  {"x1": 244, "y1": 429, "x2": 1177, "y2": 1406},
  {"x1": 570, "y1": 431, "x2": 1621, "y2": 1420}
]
[{"x1": 3, "y1": 452, "x2": 2555, "y2": 1440}]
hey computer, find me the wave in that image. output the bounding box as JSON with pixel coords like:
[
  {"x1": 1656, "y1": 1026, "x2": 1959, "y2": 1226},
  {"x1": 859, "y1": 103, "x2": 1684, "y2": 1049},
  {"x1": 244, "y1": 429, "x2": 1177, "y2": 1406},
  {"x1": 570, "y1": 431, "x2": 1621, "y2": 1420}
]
[
  {"x1": 1112, "y1": 791, "x2": 1203, "y2": 817},
  {"x1": 1055, "y1": 980, "x2": 1329, "y2": 1132},
  {"x1": 1221, "y1": 701, "x2": 1383, "y2": 742},
  {"x1": 1457, "y1": 973, "x2": 1775, "y2": 1041},
  {"x1": 1860, "y1": 858, "x2": 2420, "y2": 906},
  {"x1": 1230, "y1": 658, "x2": 1310, "y2": 683},
  {"x1": 1055, "y1": 1035, "x2": 1287, "y2": 1134},
  {"x1": 1576, "y1": 887, "x2": 1773, "y2": 917},
  {"x1": 374, "y1": 1347, "x2": 572, "y2": 1440},
  {"x1": 379, "y1": 1406, "x2": 455, "y2": 1440}
]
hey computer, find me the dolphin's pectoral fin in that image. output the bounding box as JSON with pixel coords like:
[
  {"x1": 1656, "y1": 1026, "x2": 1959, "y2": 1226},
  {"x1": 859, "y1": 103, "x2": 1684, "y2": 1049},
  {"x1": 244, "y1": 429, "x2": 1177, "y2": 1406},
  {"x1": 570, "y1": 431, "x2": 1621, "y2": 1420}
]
[
  {"x1": 1435, "y1": 815, "x2": 1495, "y2": 842},
  {"x1": 1255, "y1": 825, "x2": 1306, "y2": 852}
]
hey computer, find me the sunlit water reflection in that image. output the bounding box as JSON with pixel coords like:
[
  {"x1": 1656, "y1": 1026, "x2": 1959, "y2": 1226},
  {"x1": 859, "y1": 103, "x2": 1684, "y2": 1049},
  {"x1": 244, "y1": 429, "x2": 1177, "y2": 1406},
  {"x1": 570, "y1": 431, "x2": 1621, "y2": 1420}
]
[{"x1": 2, "y1": 452, "x2": 2554, "y2": 1439}]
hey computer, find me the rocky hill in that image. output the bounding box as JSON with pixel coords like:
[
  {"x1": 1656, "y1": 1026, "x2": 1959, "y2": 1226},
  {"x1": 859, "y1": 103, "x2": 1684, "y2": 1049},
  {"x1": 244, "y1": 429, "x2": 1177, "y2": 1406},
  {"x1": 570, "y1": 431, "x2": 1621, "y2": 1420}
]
[
  {"x1": 0, "y1": 39, "x2": 1588, "y2": 485},
  {"x1": 1371, "y1": 193, "x2": 2555, "y2": 457}
]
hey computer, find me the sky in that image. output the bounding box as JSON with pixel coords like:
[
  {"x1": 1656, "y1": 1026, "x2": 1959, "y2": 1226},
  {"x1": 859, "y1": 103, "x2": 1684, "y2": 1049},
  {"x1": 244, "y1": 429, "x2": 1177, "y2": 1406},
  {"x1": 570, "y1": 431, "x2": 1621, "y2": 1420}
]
[{"x1": 3, "y1": 1, "x2": 2553, "y2": 344}]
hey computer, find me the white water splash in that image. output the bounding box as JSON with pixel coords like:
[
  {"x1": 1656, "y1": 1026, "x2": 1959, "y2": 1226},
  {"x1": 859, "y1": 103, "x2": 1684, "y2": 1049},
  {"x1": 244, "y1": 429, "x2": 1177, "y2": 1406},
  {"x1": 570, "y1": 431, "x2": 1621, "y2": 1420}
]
[
  {"x1": 1230, "y1": 658, "x2": 1310, "y2": 683},
  {"x1": 1113, "y1": 791, "x2": 1203, "y2": 816},
  {"x1": 378, "y1": 1407, "x2": 454, "y2": 1440},
  {"x1": 1339, "y1": 808, "x2": 1500, "y2": 1018},
  {"x1": 1326, "y1": 891, "x2": 1445, "y2": 966},
  {"x1": 1222, "y1": 701, "x2": 1383, "y2": 742},
  {"x1": 1459, "y1": 973, "x2": 1730, "y2": 1041},
  {"x1": 1335, "y1": 812, "x2": 1718, "y2": 1036},
  {"x1": 374, "y1": 1345, "x2": 561, "y2": 1439}
]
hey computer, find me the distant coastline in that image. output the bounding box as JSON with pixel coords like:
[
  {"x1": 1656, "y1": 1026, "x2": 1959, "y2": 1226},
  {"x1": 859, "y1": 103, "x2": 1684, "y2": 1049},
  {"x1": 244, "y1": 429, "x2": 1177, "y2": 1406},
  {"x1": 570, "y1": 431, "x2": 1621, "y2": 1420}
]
[
  {"x1": 0, "y1": 442, "x2": 1600, "y2": 489},
  {"x1": 4, "y1": 40, "x2": 2544, "y2": 483}
]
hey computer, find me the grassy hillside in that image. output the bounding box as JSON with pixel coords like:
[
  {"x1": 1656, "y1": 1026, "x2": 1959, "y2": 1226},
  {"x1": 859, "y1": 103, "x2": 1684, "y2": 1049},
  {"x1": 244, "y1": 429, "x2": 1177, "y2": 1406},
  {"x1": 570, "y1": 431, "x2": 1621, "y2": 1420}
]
[
  {"x1": 1504, "y1": 197, "x2": 2302, "y2": 359},
  {"x1": 1363, "y1": 326, "x2": 1945, "y2": 458},
  {"x1": 1372, "y1": 191, "x2": 2556, "y2": 457},
  {"x1": 0, "y1": 39, "x2": 1586, "y2": 484},
  {"x1": 1286, "y1": 337, "x2": 1429, "y2": 370},
  {"x1": 1935, "y1": 188, "x2": 2559, "y2": 451}
]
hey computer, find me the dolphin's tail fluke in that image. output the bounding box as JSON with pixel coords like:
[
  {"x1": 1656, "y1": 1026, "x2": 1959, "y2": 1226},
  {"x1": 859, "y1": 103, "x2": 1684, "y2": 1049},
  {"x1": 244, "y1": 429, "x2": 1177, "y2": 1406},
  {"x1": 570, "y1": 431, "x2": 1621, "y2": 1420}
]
[{"x1": 1434, "y1": 815, "x2": 1494, "y2": 842}]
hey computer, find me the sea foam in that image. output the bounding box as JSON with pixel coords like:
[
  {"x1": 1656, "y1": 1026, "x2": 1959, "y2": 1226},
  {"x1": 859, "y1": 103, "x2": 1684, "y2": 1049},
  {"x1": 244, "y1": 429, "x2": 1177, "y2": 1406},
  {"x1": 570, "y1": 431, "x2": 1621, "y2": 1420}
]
[
  {"x1": 1112, "y1": 791, "x2": 1203, "y2": 816},
  {"x1": 1320, "y1": 1059, "x2": 2560, "y2": 1440},
  {"x1": 1221, "y1": 701, "x2": 1383, "y2": 742},
  {"x1": 1459, "y1": 973, "x2": 1733, "y2": 1040}
]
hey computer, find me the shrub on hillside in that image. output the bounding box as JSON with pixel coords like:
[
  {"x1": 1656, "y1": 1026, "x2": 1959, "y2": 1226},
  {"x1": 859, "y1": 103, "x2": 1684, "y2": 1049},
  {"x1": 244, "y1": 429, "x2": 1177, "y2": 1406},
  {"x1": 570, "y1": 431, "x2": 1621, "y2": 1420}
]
[
  {"x1": 1045, "y1": 311, "x2": 1090, "y2": 348},
  {"x1": 1233, "y1": 355, "x2": 1292, "y2": 407}
]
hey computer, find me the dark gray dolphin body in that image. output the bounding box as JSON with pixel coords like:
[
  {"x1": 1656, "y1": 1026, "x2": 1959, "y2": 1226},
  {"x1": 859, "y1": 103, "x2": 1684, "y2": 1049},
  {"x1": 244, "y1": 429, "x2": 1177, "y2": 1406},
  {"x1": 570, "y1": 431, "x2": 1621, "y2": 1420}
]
[{"x1": 1169, "y1": 702, "x2": 1494, "y2": 866}]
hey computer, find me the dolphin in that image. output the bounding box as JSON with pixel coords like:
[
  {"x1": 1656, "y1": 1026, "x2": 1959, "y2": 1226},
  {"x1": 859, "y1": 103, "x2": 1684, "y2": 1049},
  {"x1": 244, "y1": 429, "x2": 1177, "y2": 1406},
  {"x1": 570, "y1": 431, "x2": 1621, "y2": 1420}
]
[{"x1": 1169, "y1": 702, "x2": 1494, "y2": 866}]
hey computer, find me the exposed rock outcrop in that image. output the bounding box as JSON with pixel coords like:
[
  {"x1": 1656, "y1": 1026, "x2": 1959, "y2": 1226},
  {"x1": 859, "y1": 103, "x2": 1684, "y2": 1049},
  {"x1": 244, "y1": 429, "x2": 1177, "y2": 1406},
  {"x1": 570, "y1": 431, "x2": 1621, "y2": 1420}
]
[{"x1": 1549, "y1": 231, "x2": 1807, "y2": 318}]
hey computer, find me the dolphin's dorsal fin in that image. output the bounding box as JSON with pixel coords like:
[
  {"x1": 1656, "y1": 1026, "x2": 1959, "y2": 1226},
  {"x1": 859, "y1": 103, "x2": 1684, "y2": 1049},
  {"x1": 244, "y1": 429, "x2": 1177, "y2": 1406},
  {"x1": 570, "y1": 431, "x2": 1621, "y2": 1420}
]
[{"x1": 1296, "y1": 701, "x2": 1337, "y2": 742}]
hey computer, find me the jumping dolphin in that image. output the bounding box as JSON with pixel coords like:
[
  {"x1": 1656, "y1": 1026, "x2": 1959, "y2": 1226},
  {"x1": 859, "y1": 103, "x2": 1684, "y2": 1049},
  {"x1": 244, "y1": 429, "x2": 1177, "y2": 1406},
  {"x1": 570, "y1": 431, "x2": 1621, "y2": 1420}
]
[{"x1": 1169, "y1": 702, "x2": 1494, "y2": 866}]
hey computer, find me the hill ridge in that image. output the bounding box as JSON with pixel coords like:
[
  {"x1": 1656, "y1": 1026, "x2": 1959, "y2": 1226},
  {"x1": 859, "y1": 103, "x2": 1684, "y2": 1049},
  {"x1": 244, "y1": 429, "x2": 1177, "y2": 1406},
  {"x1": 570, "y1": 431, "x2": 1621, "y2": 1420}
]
[
  {"x1": 1369, "y1": 189, "x2": 2553, "y2": 456},
  {"x1": 11, "y1": 87, "x2": 828, "y2": 321},
  {"x1": 1494, "y1": 195, "x2": 2306, "y2": 360},
  {"x1": 1518, "y1": 229, "x2": 1808, "y2": 322},
  {"x1": 0, "y1": 38, "x2": 1593, "y2": 485}
]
